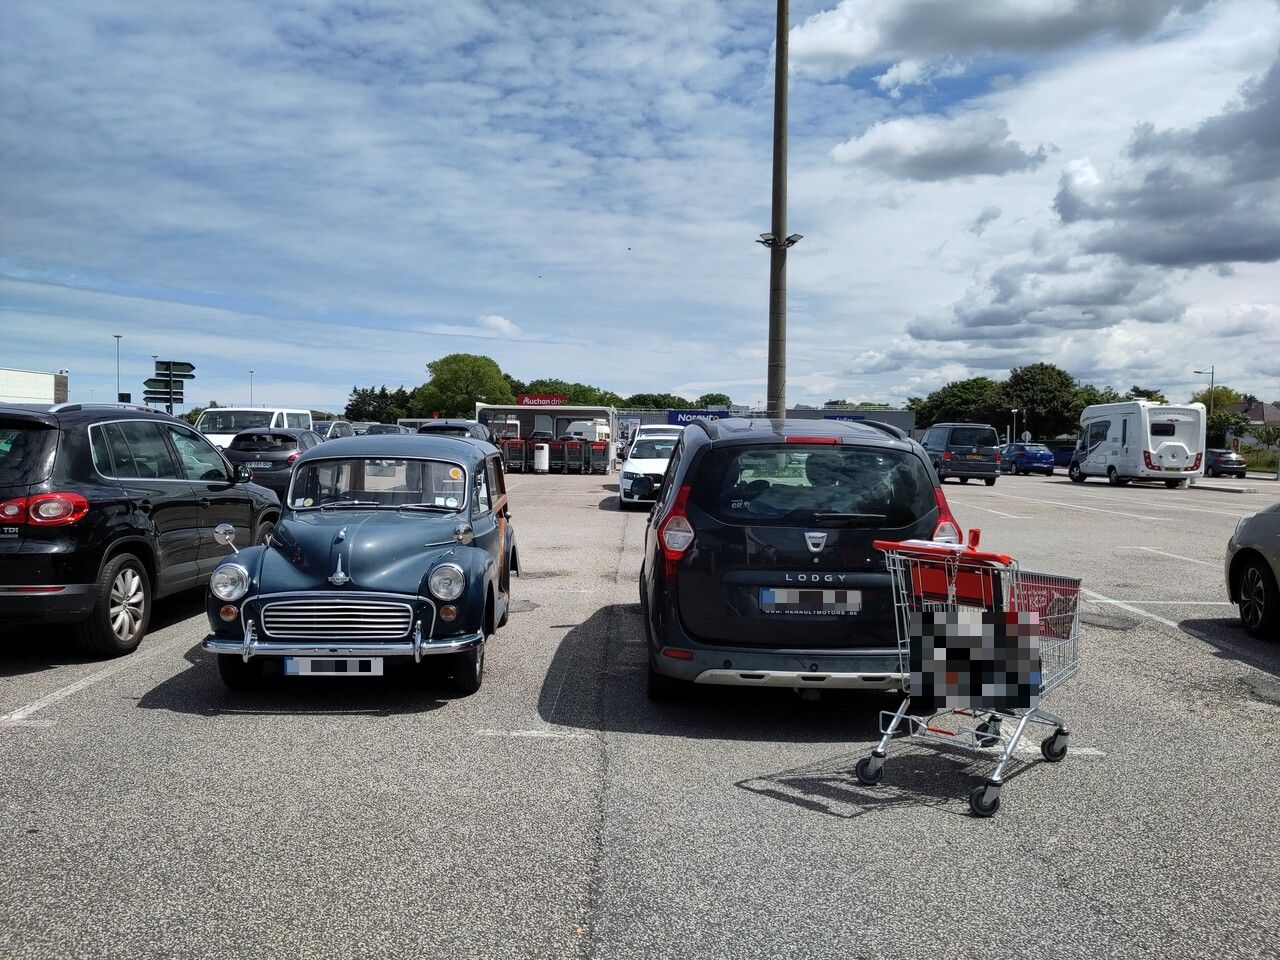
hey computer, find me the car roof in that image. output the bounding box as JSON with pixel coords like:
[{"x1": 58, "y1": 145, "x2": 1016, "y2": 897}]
[
  {"x1": 296, "y1": 432, "x2": 497, "y2": 465},
  {"x1": 0, "y1": 402, "x2": 180, "y2": 427},
  {"x1": 691, "y1": 416, "x2": 911, "y2": 450}
]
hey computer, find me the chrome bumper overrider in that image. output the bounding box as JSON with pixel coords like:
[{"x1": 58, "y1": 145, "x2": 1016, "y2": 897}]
[{"x1": 203, "y1": 618, "x2": 484, "y2": 662}]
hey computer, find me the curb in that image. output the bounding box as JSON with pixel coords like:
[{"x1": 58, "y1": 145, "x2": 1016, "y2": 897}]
[{"x1": 1190, "y1": 482, "x2": 1260, "y2": 495}]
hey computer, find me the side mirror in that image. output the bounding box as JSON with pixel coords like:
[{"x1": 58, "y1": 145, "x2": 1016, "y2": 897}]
[
  {"x1": 233, "y1": 463, "x2": 253, "y2": 484},
  {"x1": 214, "y1": 523, "x2": 238, "y2": 553},
  {"x1": 631, "y1": 477, "x2": 655, "y2": 499},
  {"x1": 454, "y1": 522, "x2": 474, "y2": 545}
]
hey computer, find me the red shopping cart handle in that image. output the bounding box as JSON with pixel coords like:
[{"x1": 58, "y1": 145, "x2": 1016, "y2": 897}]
[{"x1": 871, "y1": 536, "x2": 1014, "y2": 567}]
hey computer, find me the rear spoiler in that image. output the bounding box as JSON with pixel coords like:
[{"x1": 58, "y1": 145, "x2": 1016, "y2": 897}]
[{"x1": 861, "y1": 420, "x2": 907, "y2": 441}]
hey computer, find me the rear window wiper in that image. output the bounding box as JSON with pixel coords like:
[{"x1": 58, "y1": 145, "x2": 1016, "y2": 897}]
[{"x1": 810, "y1": 512, "x2": 888, "y2": 525}]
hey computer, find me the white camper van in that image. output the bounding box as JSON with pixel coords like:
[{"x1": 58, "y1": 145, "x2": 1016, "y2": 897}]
[{"x1": 1068, "y1": 401, "x2": 1206, "y2": 487}]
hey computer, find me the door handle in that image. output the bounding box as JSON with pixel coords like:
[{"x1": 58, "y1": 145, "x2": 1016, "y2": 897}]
[{"x1": 198, "y1": 498, "x2": 211, "y2": 509}]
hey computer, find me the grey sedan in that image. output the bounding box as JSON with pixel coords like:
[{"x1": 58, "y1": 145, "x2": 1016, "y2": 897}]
[{"x1": 1226, "y1": 503, "x2": 1280, "y2": 639}]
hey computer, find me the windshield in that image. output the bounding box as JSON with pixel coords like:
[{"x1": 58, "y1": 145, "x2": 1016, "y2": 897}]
[
  {"x1": 949, "y1": 427, "x2": 999, "y2": 447},
  {"x1": 196, "y1": 410, "x2": 272, "y2": 433},
  {"x1": 288, "y1": 457, "x2": 467, "y2": 511},
  {"x1": 690, "y1": 445, "x2": 935, "y2": 527},
  {"x1": 0, "y1": 421, "x2": 58, "y2": 485},
  {"x1": 629, "y1": 439, "x2": 677, "y2": 460}
]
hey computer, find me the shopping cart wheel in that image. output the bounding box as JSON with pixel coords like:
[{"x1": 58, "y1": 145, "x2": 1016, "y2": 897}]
[
  {"x1": 975, "y1": 720, "x2": 1001, "y2": 747},
  {"x1": 969, "y1": 783, "x2": 1001, "y2": 817},
  {"x1": 1040, "y1": 732, "x2": 1069, "y2": 762},
  {"x1": 854, "y1": 756, "x2": 883, "y2": 786}
]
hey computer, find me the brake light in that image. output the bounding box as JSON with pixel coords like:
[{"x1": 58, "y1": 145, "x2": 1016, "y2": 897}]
[
  {"x1": 1186, "y1": 453, "x2": 1202, "y2": 472},
  {"x1": 657, "y1": 484, "x2": 694, "y2": 579},
  {"x1": 26, "y1": 493, "x2": 89, "y2": 526},
  {"x1": 785, "y1": 436, "x2": 840, "y2": 445},
  {"x1": 942, "y1": 451, "x2": 953, "y2": 462},
  {"x1": 994, "y1": 451, "x2": 1001, "y2": 464},
  {"x1": 286, "y1": 451, "x2": 302, "y2": 464},
  {"x1": 932, "y1": 488, "x2": 961, "y2": 544},
  {"x1": 1144, "y1": 451, "x2": 1157, "y2": 470}
]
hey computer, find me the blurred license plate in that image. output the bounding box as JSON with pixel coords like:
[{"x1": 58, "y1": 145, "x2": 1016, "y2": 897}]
[
  {"x1": 247, "y1": 461, "x2": 272, "y2": 469},
  {"x1": 760, "y1": 588, "x2": 862, "y2": 616},
  {"x1": 967, "y1": 453, "x2": 985, "y2": 460},
  {"x1": 284, "y1": 657, "x2": 383, "y2": 676}
]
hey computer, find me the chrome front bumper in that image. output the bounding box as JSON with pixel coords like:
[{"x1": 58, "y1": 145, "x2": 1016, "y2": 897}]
[{"x1": 203, "y1": 618, "x2": 484, "y2": 662}]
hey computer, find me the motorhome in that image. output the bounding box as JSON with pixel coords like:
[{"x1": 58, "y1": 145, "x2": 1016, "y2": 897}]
[
  {"x1": 1068, "y1": 401, "x2": 1206, "y2": 487},
  {"x1": 194, "y1": 407, "x2": 313, "y2": 449},
  {"x1": 563, "y1": 419, "x2": 611, "y2": 442}
]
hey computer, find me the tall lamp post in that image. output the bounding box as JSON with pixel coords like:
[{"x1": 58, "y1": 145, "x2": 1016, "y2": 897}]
[
  {"x1": 1011, "y1": 408, "x2": 1018, "y2": 445},
  {"x1": 1194, "y1": 366, "x2": 1215, "y2": 421},
  {"x1": 249, "y1": 370, "x2": 255, "y2": 406},
  {"x1": 113, "y1": 334, "x2": 122, "y2": 401},
  {"x1": 755, "y1": 0, "x2": 801, "y2": 420}
]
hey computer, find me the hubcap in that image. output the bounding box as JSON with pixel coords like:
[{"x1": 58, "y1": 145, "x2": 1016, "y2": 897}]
[
  {"x1": 258, "y1": 523, "x2": 274, "y2": 545},
  {"x1": 1240, "y1": 568, "x2": 1265, "y2": 629},
  {"x1": 109, "y1": 568, "x2": 145, "y2": 642}
]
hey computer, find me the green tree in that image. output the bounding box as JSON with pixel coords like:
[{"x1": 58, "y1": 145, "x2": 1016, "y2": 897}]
[
  {"x1": 1070, "y1": 383, "x2": 1125, "y2": 429},
  {"x1": 695, "y1": 392, "x2": 732, "y2": 408},
  {"x1": 412, "y1": 354, "x2": 515, "y2": 418},
  {"x1": 1002, "y1": 363, "x2": 1079, "y2": 437},
  {"x1": 523, "y1": 378, "x2": 624, "y2": 407},
  {"x1": 910, "y1": 377, "x2": 1006, "y2": 429},
  {"x1": 1126, "y1": 385, "x2": 1168, "y2": 403},
  {"x1": 1206, "y1": 410, "x2": 1251, "y2": 447},
  {"x1": 623, "y1": 393, "x2": 695, "y2": 410}
]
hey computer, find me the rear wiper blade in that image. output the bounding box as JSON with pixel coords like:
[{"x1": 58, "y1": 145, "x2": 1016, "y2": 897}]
[{"x1": 810, "y1": 512, "x2": 888, "y2": 525}]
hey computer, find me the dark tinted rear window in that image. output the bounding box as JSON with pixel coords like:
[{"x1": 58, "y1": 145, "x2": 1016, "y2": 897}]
[
  {"x1": 949, "y1": 427, "x2": 999, "y2": 447},
  {"x1": 230, "y1": 433, "x2": 298, "y2": 451},
  {"x1": 690, "y1": 444, "x2": 935, "y2": 527},
  {"x1": 0, "y1": 421, "x2": 58, "y2": 485}
]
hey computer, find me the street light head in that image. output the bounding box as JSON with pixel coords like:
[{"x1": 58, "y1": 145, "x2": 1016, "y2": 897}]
[{"x1": 784, "y1": 233, "x2": 803, "y2": 246}]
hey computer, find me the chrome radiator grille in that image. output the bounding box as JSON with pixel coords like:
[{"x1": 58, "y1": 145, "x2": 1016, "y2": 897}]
[{"x1": 260, "y1": 598, "x2": 414, "y2": 639}]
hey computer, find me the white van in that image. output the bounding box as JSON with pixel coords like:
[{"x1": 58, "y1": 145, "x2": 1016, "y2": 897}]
[
  {"x1": 1069, "y1": 401, "x2": 1206, "y2": 487},
  {"x1": 194, "y1": 407, "x2": 313, "y2": 449},
  {"x1": 563, "y1": 419, "x2": 611, "y2": 442}
]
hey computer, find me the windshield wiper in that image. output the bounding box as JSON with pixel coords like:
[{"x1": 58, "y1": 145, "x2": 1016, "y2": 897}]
[
  {"x1": 399, "y1": 504, "x2": 455, "y2": 512},
  {"x1": 320, "y1": 499, "x2": 380, "y2": 509},
  {"x1": 810, "y1": 512, "x2": 888, "y2": 525}
]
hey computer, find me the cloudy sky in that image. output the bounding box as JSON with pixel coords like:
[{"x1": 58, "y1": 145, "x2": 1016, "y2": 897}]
[{"x1": 2, "y1": 0, "x2": 1278, "y2": 411}]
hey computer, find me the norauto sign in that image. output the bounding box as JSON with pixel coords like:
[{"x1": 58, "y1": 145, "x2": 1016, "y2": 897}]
[{"x1": 518, "y1": 394, "x2": 569, "y2": 406}]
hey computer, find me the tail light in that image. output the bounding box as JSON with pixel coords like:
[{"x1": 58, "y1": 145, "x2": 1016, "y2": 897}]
[
  {"x1": 286, "y1": 451, "x2": 302, "y2": 464},
  {"x1": 932, "y1": 488, "x2": 961, "y2": 543},
  {"x1": 994, "y1": 451, "x2": 1002, "y2": 464},
  {"x1": 0, "y1": 493, "x2": 90, "y2": 526},
  {"x1": 1143, "y1": 451, "x2": 1157, "y2": 470},
  {"x1": 1186, "y1": 453, "x2": 1202, "y2": 472},
  {"x1": 942, "y1": 451, "x2": 953, "y2": 462},
  {"x1": 657, "y1": 484, "x2": 694, "y2": 579}
]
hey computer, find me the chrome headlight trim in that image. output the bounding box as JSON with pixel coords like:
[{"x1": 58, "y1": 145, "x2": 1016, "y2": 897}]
[
  {"x1": 211, "y1": 563, "x2": 250, "y2": 602},
  {"x1": 427, "y1": 562, "x2": 466, "y2": 601}
]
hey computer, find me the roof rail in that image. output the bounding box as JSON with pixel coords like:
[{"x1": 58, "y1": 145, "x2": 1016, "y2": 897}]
[
  {"x1": 48, "y1": 402, "x2": 174, "y2": 416},
  {"x1": 860, "y1": 419, "x2": 907, "y2": 441}
]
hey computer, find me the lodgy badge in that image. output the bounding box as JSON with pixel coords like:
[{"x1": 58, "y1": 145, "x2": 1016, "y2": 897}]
[{"x1": 786, "y1": 573, "x2": 850, "y2": 583}]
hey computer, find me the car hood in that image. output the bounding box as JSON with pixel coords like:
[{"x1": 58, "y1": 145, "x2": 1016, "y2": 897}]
[
  {"x1": 257, "y1": 509, "x2": 463, "y2": 594},
  {"x1": 624, "y1": 458, "x2": 673, "y2": 473}
]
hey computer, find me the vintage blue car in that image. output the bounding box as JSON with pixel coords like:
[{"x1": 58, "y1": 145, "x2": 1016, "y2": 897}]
[{"x1": 201, "y1": 433, "x2": 517, "y2": 694}]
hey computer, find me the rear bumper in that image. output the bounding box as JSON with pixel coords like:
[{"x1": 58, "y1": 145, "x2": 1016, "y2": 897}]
[
  {"x1": 0, "y1": 584, "x2": 96, "y2": 623},
  {"x1": 938, "y1": 463, "x2": 998, "y2": 478},
  {"x1": 693, "y1": 666, "x2": 902, "y2": 689}
]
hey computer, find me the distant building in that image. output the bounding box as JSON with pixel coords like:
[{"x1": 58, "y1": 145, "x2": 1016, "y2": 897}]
[
  {"x1": 0, "y1": 367, "x2": 68, "y2": 404},
  {"x1": 1225, "y1": 400, "x2": 1280, "y2": 444}
]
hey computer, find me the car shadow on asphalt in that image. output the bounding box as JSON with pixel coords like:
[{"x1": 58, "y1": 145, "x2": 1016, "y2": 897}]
[
  {"x1": 0, "y1": 588, "x2": 207, "y2": 678},
  {"x1": 136, "y1": 642, "x2": 456, "y2": 717},
  {"x1": 1179, "y1": 617, "x2": 1280, "y2": 679}
]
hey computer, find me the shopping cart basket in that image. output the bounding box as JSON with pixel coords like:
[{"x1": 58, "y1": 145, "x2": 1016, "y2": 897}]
[{"x1": 854, "y1": 532, "x2": 1081, "y2": 817}]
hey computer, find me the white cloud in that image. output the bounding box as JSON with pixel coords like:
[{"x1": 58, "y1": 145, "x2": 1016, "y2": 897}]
[
  {"x1": 478, "y1": 314, "x2": 521, "y2": 336},
  {"x1": 831, "y1": 113, "x2": 1050, "y2": 181}
]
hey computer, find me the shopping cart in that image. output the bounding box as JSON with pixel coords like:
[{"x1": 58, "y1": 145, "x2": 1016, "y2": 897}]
[{"x1": 854, "y1": 531, "x2": 1081, "y2": 817}]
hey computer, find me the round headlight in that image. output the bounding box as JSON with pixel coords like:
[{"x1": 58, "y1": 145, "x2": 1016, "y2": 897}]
[
  {"x1": 428, "y1": 563, "x2": 465, "y2": 601},
  {"x1": 210, "y1": 563, "x2": 250, "y2": 602}
]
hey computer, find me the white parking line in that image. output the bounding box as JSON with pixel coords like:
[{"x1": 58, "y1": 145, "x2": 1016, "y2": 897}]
[
  {"x1": 952, "y1": 502, "x2": 1030, "y2": 519},
  {"x1": 1131, "y1": 546, "x2": 1218, "y2": 567},
  {"x1": 973, "y1": 491, "x2": 1161, "y2": 521},
  {"x1": 0, "y1": 634, "x2": 190, "y2": 727},
  {"x1": 474, "y1": 728, "x2": 595, "y2": 740},
  {"x1": 1081, "y1": 589, "x2": 1179, "y2": 628}
]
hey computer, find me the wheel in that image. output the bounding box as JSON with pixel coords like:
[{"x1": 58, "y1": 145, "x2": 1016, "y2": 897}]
[
  {"x1": 959, "y1": 478, "x2": 970, "y2": 484},
  {"x1": 854, "y1": 756, "x2": 883, "y2": 786},
  {"x1": 646, "y1": 660, "x2": 690, "y2": 702},
  {"x1": 1238, "y1": 558, "x2": 1280, "y2": 640},
  {"x1": 974, "y1": 720, "x2": 1001, "y2": 747},
  {"x1": 1207, "y1": 468, "x2": 1217, "y2": 478},
  {"x1": 253, "y1": 519, "x2": 275, "y2": 545},
  {"x1": 1107, "y1": 467, "x2": 1120, "y2": 486},
  {"x1": 1068, "y1": 463, "x2": 1085, "y2": 483},
  {"x1": 217, "y1": 654, "x2": 265, "y2": 689},
  {"x1": 1041, "y1": 732, "x2": 1069, "y2": 762},
  {"x1": 969, "y1": 783, "x2": 1001, "y2": 817},
  {"x1": 1012, "y1": 464, "x2": 1021, "y2": 476},
  {"x1": 450, "y1": 642, "x2": 485, "y2": 695},
  {"x1": 73, "y1": 554, "x2": 151, "y2": 656},
  {"x1": 1165, "y1": 479, "x2": 1183, "y2": 489},
  {"x1": 984, "y1": 478, "x2": 996, "y2": 487},
  {"x1": 1046, "y1": 469, "x2": 1054, "y2": 476}
]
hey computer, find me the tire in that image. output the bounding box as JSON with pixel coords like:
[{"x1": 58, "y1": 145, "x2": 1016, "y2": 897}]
[
  {"x1": 959, "y1": 478, "x2": 970, "y2": 485},
  {"x1": 984, "y1": 478, "x2": 996, "y2": 487},
  {"x1": 969, "y1": 783, "x2": 1001, "y2": 817},
  {"x1": 1165, "y1": 480, "x2": 1183, "y2": 489},
  {"x1": 1107, "y1": 467, "x2": 1120, "y2": 486},
  {"x1": 646, "y1": 659, "x2": 690, "y2": 702},
  {"x1": 73, "y1": 553, "x2": 151, "y2": 656},
  {"x1": 450, "y1": 642, "x2": 485, "y2": 695},
  {"x1": 1041, "y1": 732, "x2": 1069, "y2": 762},
  {"x1": 217, "y1": 654, "x2": 265, "y2": 689},
  {"x1": 1206, "y1": 468, "x2": 1216, "y2": 478},
  {"x1": 1237, "y1": 557, "x2": 1280, "y2": 640},
  {"x1": 1068, "y1": 463, "x2": 1085, "y2": 483},
  {"x1": 1012, "y1": 464, "x2": 1021, "y2": 476},
  {"x1": 975, "y1": 720, "x2": 1001, "y2": 748},
  {"x1": 854, "y1": 757, "x2": 883, "y2": 786},
  {"x1": 253, "y1": 518, "x2": 275, "y2": 545}
]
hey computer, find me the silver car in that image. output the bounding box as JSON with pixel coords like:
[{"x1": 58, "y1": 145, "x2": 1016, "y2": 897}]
[{"x1": 1226, "y1": 503, "x2": 1280, "y2": 639}]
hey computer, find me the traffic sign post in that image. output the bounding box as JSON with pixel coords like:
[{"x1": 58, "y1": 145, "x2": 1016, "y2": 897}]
[{"x1": 142, "y1": 360, "x2": 194, "y2": 414}]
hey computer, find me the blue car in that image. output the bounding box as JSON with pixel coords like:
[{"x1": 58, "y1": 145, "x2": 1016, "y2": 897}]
[
  {"x1": 1051, "y1": 444, "x2": 1077, "y2": 468},
  {"x1": 201, "y1": 433, "x2": 517, "y2": 694},
  {"x1": 1001, "y1": 442, "x2": 1056, "y2": 475}
]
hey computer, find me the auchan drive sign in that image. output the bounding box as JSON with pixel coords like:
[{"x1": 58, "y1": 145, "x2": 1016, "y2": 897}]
[{"x1": 518, "y1": 394, "x2": 569, "y2": 406}]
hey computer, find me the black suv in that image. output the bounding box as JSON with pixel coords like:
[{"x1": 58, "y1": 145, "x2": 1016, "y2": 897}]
[
  {"x1": 0, "y1": 403, "x2": 280, "y2": 656},
  {"x1": 636, "y1": 418, "x2": 962, "y2": 700}
]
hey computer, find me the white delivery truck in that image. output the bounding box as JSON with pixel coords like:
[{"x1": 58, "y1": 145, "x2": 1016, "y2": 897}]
[{"x1": 1068, "y1": 400, "x2": 1206, "y2": 488}]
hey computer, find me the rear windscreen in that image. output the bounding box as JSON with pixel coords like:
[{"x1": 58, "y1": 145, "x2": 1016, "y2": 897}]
[
  {"x1": 949, "y1": 427, "x2": 999, "y2": 447},
  {"x1": 0, "y1": 421, "x2": 58, "y2": 485},
  {"x1": 690, "y1": 445, "x2": 935, "y2": 527},
  {"x1": 230, "y1": 433, "x2": 298, "y2": 451}
]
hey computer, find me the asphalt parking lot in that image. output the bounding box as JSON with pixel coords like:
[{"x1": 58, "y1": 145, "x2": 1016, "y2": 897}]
[{"x1": 2, "y1": 472, "x2": 1279, "y2": 960}]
